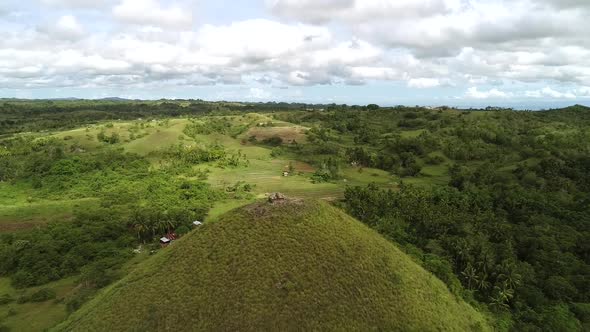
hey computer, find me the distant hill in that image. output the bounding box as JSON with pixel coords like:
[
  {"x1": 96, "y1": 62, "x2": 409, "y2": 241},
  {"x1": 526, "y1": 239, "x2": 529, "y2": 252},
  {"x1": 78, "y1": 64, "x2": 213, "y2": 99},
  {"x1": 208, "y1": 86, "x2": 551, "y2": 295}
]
[
  {"x1": 540, "y1": 104, "x2": 590, "y2": 123},
  {"x1": 95, "y1": 97, "x2": 132, "y2": 101},
  {"x1": 54, "y1": 199, "x2": 491, "y2": 331}
]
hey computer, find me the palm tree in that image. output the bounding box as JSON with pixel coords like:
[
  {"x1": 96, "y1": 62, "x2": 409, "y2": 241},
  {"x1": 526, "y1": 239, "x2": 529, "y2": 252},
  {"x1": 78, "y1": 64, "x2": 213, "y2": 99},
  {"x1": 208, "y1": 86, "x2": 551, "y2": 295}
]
[
  {"x1": 490, "y1": 281, "x2": 514, "y2": 311},
  {"x1": 131, "y1": 210, "x2": 149, "y2": 242},
  {"x1": 156, "y1": 219, "x2": 175, "y2": 235},
  {"x1": 133, "y1": 220, "x2": 148, "y2": 242},
  {"x1": 497, "y1": 262, "x2": 522, "y2": 290},
  {"x1": 461, "y1": 264, "x2": 479, "y2": 290}
]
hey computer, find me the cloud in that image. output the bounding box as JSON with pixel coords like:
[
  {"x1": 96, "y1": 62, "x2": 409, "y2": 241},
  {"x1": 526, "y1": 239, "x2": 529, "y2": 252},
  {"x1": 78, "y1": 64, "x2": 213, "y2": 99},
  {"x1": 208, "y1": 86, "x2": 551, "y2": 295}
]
[
  {"x1": 268, "y1": 0, "x2": 451, "y2": 24},
  {"x1": 41, "y1": 0, "x2": 112, "y2": 8},
  {"x1": 525, "y1": 87, "x2": 576, "y2": 99},
  {"x1": 248, "y1": 87, "x2": 271, "y2": 99},
  {"x1": 465, "y1": 87, "x2": 510, "y2": 99},
  {"x1": 268, "y1": 0, "x2": 590, "y2": 59},
  {"x1": 267, "y1": 0, "x2": 353, "y2": 24},
  {"x1": 1, "y1": 0, "x2": 590, "y2": 104},
  {"x1": 539, "y1": 0, "x2": 590, "y2": 9},
  {"x1": 195, "y1": 19, "x2": 331, "y2": 59},
  {"x1": 408, "y1": 78, "x2": 440, "y2": 89},
  {"x1": 37, "y1": 15, "x2": 85, "y2": 40},
  {"x1": 113, "y1": 0, "x2": 193, "y2": 29}
]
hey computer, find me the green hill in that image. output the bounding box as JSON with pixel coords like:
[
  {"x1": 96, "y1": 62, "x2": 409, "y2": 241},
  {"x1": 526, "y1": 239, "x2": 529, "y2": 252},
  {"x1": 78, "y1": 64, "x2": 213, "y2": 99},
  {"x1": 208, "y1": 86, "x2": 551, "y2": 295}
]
[{"x1": 55, "y1": 199, "x2": 491, "y2": 331}]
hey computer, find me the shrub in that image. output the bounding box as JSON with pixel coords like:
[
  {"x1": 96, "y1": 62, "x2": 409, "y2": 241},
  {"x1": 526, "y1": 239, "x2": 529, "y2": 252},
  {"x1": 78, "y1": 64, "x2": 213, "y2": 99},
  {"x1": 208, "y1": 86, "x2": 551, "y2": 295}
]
[
  {"x1": 30, "y1": 288, "x2": 56, "y2": 302},
  {"x1": 175, "y1": 226, "x2": 190, "y2": 236},
  {"x1": 65, "y1": 287, "x2": 96, "y2": 314},
  {"x1": 425, "y1": 155, "x2": 445, "y2": 165},
  {"x1": 0, "y1": 294, "x2": 13, "y2": 305},
  {"x1": 263, "y1": 136, "x2": 283, "y2": 146},
  {"x1": 270, "y1": 147, "x2": 284, "y2": 158}
]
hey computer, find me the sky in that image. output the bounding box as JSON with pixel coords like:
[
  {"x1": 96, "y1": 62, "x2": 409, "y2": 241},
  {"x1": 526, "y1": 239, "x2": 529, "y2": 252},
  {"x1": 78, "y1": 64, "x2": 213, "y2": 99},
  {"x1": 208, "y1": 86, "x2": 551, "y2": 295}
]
[{"x1": 1, "y1": 0, "x2": 590, "y2": 108}]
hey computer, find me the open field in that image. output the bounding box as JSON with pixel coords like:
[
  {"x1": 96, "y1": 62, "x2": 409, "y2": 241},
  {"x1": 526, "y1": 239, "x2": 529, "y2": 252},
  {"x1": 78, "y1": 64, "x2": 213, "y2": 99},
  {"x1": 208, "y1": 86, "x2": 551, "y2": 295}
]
[
  {"x1": 0, "y1": 277, "x2": 77, "y2": 332},
  {"x1": 0, "y1": 183, "x2": 99, "y2": 232},
  {"x1": 3, "y1": 113, "x2": 441, "y2": 231},
  {"x1": 244, "y1": 125, "x2": 308, "y2": 143}
]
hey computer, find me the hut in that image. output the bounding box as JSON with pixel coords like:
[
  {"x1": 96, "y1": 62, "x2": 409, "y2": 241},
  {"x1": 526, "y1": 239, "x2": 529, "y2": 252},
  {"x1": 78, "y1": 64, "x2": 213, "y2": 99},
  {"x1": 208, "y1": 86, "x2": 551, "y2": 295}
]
[{"x1": 159, "y1": 237, "x2": 171, "y2": 247}]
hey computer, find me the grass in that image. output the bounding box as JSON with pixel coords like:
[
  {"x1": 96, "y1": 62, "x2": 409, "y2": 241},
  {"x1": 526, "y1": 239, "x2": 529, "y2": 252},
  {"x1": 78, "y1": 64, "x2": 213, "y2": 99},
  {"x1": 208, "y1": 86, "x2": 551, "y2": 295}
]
[
  {"x1": 124, "y1": 119, "x2": 193, "y2": 155},
  {"x1": 55, "y1": 199, "x2": 491, "y2": 332},
  {"x1": 0, "y1": 277, "x2": 78, "y2": 332},
  {"x1": 203, "y1": 158, "x2": 341, "y2": 198},
  {"x1": 0, "y1": 182, "x2": 98, "y2": 232},
  {"x1": 207, "y1": 199, "x2": 256, "y2": 221},
  {"x1": 244, "y1": 125, "x2": 308, "y2": 143},
  {"x1": 50, "y1": 119, "x2": 194, "y2": 156},
  {"x1": 400, "y1": 129, "x2": 427, "y2": 138}
]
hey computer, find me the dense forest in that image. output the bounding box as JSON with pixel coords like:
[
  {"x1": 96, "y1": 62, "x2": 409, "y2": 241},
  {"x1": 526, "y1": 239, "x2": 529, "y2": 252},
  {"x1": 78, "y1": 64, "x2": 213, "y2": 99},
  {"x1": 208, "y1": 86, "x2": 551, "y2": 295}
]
[
  {"x1": 277, "y1": 105, "x2": 590, "y2": 331},
  {"x1": 0, "y1": 100, "x2": 588, "y2": 331}
]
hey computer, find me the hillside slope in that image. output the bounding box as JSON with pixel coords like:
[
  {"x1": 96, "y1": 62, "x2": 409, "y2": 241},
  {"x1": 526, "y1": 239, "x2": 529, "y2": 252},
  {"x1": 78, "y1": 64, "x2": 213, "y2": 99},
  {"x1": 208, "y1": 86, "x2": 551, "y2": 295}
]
[{"x1": 55, "y1": 199, "x2": 491, "y2": 331}]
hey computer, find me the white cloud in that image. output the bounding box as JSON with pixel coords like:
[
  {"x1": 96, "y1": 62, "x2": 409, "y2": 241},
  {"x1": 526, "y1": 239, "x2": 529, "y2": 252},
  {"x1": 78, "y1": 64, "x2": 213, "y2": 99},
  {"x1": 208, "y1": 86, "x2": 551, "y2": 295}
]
[
  {"x1": 1, "y1": 0, "x2": 590, "y2": 103},
  {"x1": 525, "y1": 87, "x2": 576, "y2": 99},
  {"x1": 465, "y1": 87, "x2": 510, "y2": 99},
  {"x1": 195, "y1": 19, "x2": 331, "y2": 59},
  {"x1": 408, "y1": 78, "x2": 440, "y2": 88},
  {"x1": 37, "y1": 15, "x2": 85, "y2": 40},
  {"x1": 113, "y1": 0, "x2": 193, "y2": 29},
  {"x1": 248, "y1": 87, "x2": 271, "y2": 99},
  {"x1": 268, "y1": 0, "x2": 590, "y2": 58},
  {"x1": 41, "y1": 0, "x2": 112, "y2": 8},
  {"x1": 56, "y1": 15, "x2": 84, "y2": 36},
  {"x1": 268, "y1": 0, "x2": 452, "y2": 24}
]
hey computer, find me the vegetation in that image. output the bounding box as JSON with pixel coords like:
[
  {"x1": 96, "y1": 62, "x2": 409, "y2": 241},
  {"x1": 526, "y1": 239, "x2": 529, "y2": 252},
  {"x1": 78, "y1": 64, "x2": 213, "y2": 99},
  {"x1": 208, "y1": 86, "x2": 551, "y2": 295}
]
[
  {"x1": 0, "y1": 99, "x2": 588, "y2": 330},
  {"x1": 55, "y1": 199, "x2": 491, "y2": 331}
]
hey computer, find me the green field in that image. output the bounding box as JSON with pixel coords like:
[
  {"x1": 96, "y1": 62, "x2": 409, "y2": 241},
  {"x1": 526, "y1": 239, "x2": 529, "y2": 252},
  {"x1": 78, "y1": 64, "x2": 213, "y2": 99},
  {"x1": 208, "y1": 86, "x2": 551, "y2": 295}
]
[
  {"x1": 0, "y1": 277, "x2": 76, "y2": 332},
  {"x1": 0, "y1": 113, "x2": 451, "y2": 233}
]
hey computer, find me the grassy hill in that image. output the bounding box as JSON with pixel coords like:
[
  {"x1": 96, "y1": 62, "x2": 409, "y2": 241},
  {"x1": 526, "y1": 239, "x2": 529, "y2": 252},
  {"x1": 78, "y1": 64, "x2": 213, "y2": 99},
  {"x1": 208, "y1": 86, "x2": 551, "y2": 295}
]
[{"x1": 55, "y1": 198, "x2": 491, "y2": 331}]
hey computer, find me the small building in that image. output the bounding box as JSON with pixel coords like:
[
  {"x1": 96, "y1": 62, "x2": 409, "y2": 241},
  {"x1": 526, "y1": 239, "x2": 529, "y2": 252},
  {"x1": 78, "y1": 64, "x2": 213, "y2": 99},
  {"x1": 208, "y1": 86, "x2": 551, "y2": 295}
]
[
  {"x1": 160, "y1": 237, "x2": 171, "y2": 247},
  {"x1": 283, "y1": 171, "x2": 289, "y2": 177},
  {"x1": 193, "y1": 220, "x2": 203, "y2": 227}
]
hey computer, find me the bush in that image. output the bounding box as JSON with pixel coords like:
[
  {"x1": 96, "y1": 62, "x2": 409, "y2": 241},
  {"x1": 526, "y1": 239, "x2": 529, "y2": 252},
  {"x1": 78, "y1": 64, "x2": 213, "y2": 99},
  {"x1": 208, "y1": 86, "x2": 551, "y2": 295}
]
[
  {"x1": 7, "y1": 307, "x2": 17, "y2": 316},
  {"x1": 0, "y1": 294, "x2": 13, "y2": 305},
  {"x1": 12, "y1": 270, "x2": 36, "y2": 289},
  {"x1": 422, "y1": 254, "x2": 463, "y2": 297},
  {"x1": 263, "y1": 136, "x2": 283, "y2": 146},
  {"x1": 425, "y1": 155, "x2": 445, "y2": 165},
  {"x1": 270, "y1": 147, "x2": 284, "y2": 158},
  {"x1": 175, "y1": 226, "x2": 190, "y2": 236},
  {"x1": 28, "y1": 288, "x2": 56, "y2": 302},
  {"x1": 65, "y1": 287, "x2": 96, "y2": 314},
  {"x1": 16, "y1": 294, "x2": 28, "y2": 304}
]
